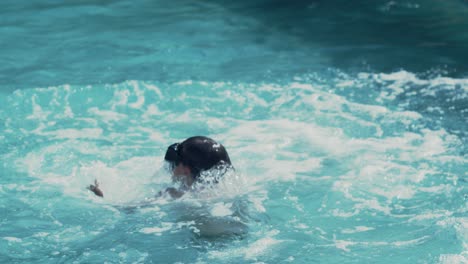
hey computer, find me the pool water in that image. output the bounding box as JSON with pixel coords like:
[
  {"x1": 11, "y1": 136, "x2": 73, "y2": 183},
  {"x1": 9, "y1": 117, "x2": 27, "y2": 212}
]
[{"x1": 1, "y1": 0, "x2": 467, "y2": 263}]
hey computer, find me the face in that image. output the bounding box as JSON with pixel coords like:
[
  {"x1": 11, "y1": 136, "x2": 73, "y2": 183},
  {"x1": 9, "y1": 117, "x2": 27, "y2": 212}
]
[{"x1": 171, "y1": 163, "x2": 193, "y2": 186}]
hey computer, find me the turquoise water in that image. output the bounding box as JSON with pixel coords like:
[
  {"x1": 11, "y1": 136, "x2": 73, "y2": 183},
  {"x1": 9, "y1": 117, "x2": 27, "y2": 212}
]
[{"x1": 1, "y1": 1, "x2": 467, "y2": 263}]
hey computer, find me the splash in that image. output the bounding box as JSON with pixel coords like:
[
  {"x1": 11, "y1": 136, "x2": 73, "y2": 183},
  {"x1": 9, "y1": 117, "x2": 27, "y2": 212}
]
[{"x1": 1, "y1": 72, "x2": 466, "y2": 262}]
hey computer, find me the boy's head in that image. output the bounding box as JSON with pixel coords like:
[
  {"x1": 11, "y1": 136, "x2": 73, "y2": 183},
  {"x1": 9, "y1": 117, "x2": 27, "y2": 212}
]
[{"x1": 164, "y1": 136, "x2": 232, "y2": 182}]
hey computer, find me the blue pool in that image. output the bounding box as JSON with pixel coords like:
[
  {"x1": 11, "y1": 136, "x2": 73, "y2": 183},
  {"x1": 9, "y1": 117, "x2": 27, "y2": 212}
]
[{"x1": 1, "y1": 0, "x2": 467, "y2": 263}]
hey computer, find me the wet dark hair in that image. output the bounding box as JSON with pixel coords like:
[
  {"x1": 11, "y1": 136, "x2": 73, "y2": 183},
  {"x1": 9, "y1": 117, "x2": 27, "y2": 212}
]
[{"x1": 164, "y1": 136, "x2": 232, "y2": 179}]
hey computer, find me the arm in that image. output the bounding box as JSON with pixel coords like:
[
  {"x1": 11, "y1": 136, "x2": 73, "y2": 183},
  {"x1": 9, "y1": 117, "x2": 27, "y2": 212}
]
[
  {"x1": 88, "y1": 179, "x2": 104, "y2": 197},
  {"x1": 157, "y1": 187, "x2": 184, "y2": 199}
]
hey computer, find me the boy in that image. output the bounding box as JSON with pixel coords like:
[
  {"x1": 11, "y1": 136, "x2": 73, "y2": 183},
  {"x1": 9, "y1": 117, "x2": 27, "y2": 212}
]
[{"x1": 88, "y1": 136, "x2": 232, "y2": 198}]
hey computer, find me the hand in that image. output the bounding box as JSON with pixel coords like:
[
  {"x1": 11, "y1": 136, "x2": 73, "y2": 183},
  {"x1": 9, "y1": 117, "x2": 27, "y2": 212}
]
[
  {"x1": 88, "y1": 179, "x2": 104, "y2": 197},
  {"x1": 165, "y1": 187, "x2": 184, "y2": 199}
]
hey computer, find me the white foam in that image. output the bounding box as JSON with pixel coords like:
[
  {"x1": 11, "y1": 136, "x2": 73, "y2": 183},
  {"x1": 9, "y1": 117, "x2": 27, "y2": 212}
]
[
  {"x1": 226, "y1": 119, "x2": 348, "y2": 158},
  {"x1": 15, "y1": 138, "x2": 165, "y2": 203},
  {"x1": 436, "y1": 216, "x2": 468, "y2": 252},
  {"x1": 32, "y1": 232, "x2": 49, "y2": 238},
  {"x1": 245, "y1": 92, "x2": 268, "y2": 107},
  {"x1": 110, "y1": 88, "x2": 130, "y2": 109},
  {"x1": 359, "y1": 70, "x2": 468, "y2": 104},
  {"x1": 244, "y1": 234, "x2": 282, "y2": 260},
  {"x1": 6, "y1": 78, "x2": 466, "y2": 263},
  {"x1": 144, "y1": 83, "x2": 164, "y2": 98},
  {"x1": 332, "y1": 235, "x2": 430, "y2": 252},
  {"x1": 53, "y1": 128, "x2": 103, "y2": 140},
  {"x1": 140, "y1": 222, "x2": 173, "y2": 235},
  {"x1": 88, "y1": 107, "x2": 127, "y2": 122},
  {"x1": 208, "y1": 230, "x2": 283, "y2": 260},
  {"x1": 341, "y1": 226, "x2": 375, "y2": 234},
  {"x1": 392, "y1": 236, "x2": 430, "y2": 247},
  {"x1": 439, "y1": 254, "x2": 468, "y2": 264},
  {"x1": 26, "y1": 94, "x2": 51, "y2": 121},
  {"x1": 128, "y1": 81, "x2": 145, "y2": 109},
  {"x1": 3, "y1": 237, "x2": 22, "y2": 243},
  {"x1": 77, "y1": 157, "x2": 164, "y2": 203},
  {"x1": 370, "y1": 185, "x2": 416, "y2": 200},
  {"x1": 210, "y1": 202, "x2": 233, "y2": 217},
  {"x1": 143, "y1": 104, "x2": 162, "y2": 117},
  {"x1": 174, "y1": 80, "x2": 193, "y2": 86},
  {"x1": 132, "y1": 127, "x2": 166, "y2": 143},
  {"x1": 206, "y1": 118, "x2": 227, "y2": 130},
  {"x1": 249, "y1": 194, "x2": 267, "y2": 213}
]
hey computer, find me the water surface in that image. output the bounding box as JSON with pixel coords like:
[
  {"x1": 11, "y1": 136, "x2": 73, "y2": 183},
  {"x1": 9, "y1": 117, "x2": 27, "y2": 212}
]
[{"x1": 0, "y1": 0, "x2": 467, "y2": 263}]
